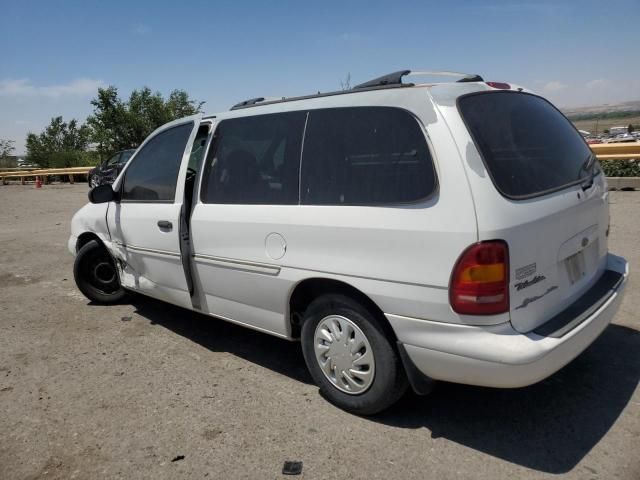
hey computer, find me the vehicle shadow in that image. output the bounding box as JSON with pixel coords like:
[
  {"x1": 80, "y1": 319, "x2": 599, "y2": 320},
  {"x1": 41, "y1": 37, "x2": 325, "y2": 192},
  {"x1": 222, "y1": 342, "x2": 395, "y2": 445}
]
[
  {"x1": 375, "y1": 323, "x2": 640, "y2": 473},
  {"x1": 127, "y1": 295, "x2": 639, "y2": 474},
  {"x1": 129, "y1": 295, "x2": 313, "y2": 386}
]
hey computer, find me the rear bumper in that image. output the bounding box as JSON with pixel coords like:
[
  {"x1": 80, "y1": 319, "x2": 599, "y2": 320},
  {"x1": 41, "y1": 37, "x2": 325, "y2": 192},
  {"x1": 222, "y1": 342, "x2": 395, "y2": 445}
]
[{"x1": 387, "y1": 253, "x2": 629, "y2": 388}]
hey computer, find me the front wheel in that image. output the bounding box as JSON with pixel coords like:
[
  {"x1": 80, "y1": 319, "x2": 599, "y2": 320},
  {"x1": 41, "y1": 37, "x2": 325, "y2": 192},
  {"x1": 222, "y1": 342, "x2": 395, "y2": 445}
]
[
  {"x1": 89, "y1": 175, "x2": 100, "y2": 188},
  {"x1": 301, "y1": 294, "x2": 408, "y2": 415},
  {"x1": 73, "y1": 239, "x2": 126, "y2": 304}
]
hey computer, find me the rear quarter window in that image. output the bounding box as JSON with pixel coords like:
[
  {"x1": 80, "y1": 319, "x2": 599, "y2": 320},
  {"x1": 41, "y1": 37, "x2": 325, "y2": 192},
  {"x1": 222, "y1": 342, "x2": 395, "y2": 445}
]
[
  {"x1": 458, "y1": 91, "x2": 595, "y2": 199},
  {"x1": 301, "y1": 107, "x2": 436, "y2": 205}
]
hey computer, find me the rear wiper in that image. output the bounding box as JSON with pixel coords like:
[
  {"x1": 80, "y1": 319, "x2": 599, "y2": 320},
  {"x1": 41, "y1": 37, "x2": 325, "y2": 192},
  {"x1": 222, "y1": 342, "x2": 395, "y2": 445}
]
[
  {"x1": 578, "y1": 153, "x2": 597, "y2": 190},
  {"x1": 580, "y1": 153, "x2": 597, "y2": 175}
]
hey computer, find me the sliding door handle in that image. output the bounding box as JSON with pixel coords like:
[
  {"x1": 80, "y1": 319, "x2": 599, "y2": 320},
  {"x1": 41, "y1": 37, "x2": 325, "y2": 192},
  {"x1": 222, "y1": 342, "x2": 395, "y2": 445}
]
[{"x1": 157, "y1": 220, "x2": 173, "y2": 230}]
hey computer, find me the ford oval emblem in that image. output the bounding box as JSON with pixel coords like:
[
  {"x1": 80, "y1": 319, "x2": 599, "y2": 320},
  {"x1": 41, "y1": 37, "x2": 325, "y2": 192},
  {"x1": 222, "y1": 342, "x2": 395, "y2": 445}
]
[{"x1": 581, "y1": 237, "x2": 589, "y2": 247}]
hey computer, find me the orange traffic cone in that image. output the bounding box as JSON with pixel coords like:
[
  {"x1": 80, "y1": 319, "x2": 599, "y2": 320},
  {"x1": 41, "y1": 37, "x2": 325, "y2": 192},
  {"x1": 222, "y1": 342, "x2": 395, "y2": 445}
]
[{"x1": 35, "y1": 177, "x2": 42, "y2": 189}]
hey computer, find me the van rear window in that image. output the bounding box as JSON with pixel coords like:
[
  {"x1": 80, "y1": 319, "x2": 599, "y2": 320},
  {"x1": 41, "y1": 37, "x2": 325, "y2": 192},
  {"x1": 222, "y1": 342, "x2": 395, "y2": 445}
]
[{"x1": 458, "y1": 92, "x2": 595, "y2": 198}]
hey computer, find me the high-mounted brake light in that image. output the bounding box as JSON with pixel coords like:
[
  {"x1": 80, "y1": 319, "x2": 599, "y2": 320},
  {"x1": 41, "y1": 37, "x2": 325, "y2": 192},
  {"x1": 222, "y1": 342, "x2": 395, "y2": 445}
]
[
  {"x1": 486, "y1": 81, "x2": 511, "y2": 90},
  {"x1": 449, "y1": 241, "x2": 509, "y2": 315}
]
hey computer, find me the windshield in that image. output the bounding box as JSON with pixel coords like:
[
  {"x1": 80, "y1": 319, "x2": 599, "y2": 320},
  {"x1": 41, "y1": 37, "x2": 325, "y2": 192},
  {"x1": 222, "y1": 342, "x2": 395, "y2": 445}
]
[
  {"x1": 119, "y1": 150, "x2": 134, "y2": 164},
  {"x1": 105, "y1": 153, "x2": 120, "y2": 166},
  {"x1": 458, "y1": 91, "x2": 596, "y2": 198}
]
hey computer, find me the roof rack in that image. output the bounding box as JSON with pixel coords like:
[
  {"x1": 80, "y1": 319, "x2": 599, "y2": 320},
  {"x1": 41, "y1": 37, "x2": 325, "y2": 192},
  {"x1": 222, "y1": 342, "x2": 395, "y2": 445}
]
[
  {"x1": 353, "y1": 70, "x2": 412, "y2": 89},
  {"x1": 354, "y1": 70, "x2": 484, "y2": 89},
  {"x1": 229, "y1": 69, "x2": 484, "y2": 110},
  {"x1": 231, "y1": 97, "x2": 265, "y2": 109}
]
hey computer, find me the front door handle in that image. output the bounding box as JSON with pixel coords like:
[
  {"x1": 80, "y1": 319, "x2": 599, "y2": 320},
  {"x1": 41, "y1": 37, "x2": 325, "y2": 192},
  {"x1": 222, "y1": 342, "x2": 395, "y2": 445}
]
[{"x1": 157, "y1": 220, "x2": 173, "y2": 230}]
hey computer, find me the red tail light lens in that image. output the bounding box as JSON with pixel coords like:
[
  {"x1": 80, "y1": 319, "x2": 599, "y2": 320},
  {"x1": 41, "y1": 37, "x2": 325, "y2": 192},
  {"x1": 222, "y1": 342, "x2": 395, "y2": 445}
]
[
  {"x1": 449, "y1": 241, "x2": 509, "y2": 315},
  {"x1": 486, "y1": 81, "x2": 511, "y2": 90}
]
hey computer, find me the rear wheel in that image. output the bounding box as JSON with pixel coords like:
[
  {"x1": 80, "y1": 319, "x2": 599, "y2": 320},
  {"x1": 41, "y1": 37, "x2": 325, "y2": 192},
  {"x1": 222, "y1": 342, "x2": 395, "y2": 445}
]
[
  {"x1": 73, "y1": 239, "x2": 125, "y2": 304},
  {"x1": 301, "y1": 294, "x2": 408, "y2": 415}
]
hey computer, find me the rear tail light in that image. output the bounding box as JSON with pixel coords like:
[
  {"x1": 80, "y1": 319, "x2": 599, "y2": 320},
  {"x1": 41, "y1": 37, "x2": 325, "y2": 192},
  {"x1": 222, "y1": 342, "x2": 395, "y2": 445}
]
[
  {"x1": 449, "y1": 241, "x2": 509, "y2": 315},
  {"x1": 486, "y1": 81, "x2": 511, "y2": 90}
]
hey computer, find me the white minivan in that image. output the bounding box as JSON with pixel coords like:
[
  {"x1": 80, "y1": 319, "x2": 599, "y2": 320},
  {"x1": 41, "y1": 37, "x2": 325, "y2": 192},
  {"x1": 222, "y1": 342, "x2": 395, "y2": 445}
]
[{"x1": 70, "y1": 70, "x2": 629, "y2": 414}]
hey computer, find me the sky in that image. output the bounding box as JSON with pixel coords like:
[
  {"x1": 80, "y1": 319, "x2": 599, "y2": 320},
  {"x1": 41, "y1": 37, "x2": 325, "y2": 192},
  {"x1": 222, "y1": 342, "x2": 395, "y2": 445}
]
[{"x1": 1, "y1": 0, "x2": 639, "y2": 154}]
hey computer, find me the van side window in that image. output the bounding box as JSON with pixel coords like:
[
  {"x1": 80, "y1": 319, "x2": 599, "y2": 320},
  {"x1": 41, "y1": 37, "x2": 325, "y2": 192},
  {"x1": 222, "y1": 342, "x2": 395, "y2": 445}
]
[
  {"x1": 122, "y1": 123, "x2": 194, "y2": 202},
  {"x1": 301, "y1": 107, "x2": 436, "y2": 205},
  {"x1": 201, "y1": 112, "x2": 306, "y2": 205}
]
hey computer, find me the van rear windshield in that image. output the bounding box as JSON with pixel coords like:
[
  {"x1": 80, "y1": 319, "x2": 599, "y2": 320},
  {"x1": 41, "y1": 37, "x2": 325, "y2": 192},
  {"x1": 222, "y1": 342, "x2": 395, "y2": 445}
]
[{"x1": 458, "y1": 92, "x2": 595, "y2": 198}]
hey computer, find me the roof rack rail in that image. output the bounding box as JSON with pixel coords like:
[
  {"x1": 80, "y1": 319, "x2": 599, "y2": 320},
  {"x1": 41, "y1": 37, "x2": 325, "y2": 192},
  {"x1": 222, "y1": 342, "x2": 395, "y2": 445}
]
[
  {"x1": 456, "y1": 74, "x2": 484, "y2": 82},
  {"x1": 231, "y1": 97, "x2": 265, "y2": 110},
  {"x1": 353, "y1": 70, "x2": 412, "y2": 89},
  {"x1": 228, "y1": 69, "x2": 485, "y2": 111},
  {"x1": 354, "y1": 70, "x2": 483, "y2": 89}
]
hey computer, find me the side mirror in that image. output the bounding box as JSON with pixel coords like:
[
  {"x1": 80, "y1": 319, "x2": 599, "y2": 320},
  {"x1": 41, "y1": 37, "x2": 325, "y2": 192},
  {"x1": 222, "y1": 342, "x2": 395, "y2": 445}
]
[{"x1": 88, "y1": 184, "x2": 118, "y2": 203}]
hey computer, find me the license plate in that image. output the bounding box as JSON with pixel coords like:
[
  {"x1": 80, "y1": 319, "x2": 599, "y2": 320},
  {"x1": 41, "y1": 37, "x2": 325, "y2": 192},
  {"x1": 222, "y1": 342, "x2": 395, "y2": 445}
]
[{"x1": 565, "y1": 252, "x2": 586, "y2": 284}]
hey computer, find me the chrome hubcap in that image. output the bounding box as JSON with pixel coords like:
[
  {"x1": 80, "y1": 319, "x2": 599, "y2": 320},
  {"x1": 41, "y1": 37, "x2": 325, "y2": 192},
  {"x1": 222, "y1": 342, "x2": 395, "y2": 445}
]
[{"x1": 313, "y1": 315, "x2": 375, "y2": 395}]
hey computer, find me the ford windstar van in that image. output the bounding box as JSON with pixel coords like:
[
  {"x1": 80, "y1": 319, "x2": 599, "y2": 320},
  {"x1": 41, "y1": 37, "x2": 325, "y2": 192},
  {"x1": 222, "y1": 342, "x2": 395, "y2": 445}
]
[{"x1": 69, "y1": 70, "x2": 629, "y2": 414}]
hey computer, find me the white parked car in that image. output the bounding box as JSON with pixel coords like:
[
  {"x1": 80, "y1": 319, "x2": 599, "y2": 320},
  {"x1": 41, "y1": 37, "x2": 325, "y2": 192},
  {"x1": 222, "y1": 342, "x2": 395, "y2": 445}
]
[{"x1": 69, "y1": 70, "x2": 629, "y2": 414}]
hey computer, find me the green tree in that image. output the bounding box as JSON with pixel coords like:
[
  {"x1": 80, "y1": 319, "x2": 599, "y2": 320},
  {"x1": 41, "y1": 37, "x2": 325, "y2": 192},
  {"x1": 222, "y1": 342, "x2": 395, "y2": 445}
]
[
  {"x1": 0, "y1": 138, "x2": 16, "y2": 168},
  {"x1": 167, "y1": 89, "x2": 205, "y2": 118},
  {"x1": 87, "y1": 86, "x2": 204, "y2": 157},
  {"x1": 25, "y1": 116, "x2": 95, "y2": 168}
]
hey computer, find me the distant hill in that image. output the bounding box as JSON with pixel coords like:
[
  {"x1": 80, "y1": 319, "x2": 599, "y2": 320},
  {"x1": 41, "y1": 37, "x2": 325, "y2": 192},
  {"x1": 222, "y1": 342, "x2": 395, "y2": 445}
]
[
  {"x1": 562, "y1": 100, "x2": 640, "y2": 120},
  {"x1": 559, "y1": 100, "x2": 640, "y2": 134}
]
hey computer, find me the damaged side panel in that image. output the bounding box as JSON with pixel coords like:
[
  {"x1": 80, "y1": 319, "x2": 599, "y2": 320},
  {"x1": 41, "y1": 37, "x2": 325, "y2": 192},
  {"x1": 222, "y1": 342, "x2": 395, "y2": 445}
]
[
  {"x1": 109, "y1": 239, "x2": 194, "y2": 308},
  {"x1": 68, "y1": 202, "x2": 112, "y2": 255}
]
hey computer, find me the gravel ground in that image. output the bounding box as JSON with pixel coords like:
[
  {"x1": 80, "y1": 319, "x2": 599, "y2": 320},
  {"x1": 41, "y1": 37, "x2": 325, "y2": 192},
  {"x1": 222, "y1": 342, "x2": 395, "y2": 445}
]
[{"x1": 0, "y1": 184, "x2": 638, "y2": 480}]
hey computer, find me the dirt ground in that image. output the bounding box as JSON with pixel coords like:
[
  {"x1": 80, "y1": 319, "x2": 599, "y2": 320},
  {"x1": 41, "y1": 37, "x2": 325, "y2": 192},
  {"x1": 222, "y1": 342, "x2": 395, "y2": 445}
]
[{"x1": 0, "y1": 184, "x2": 638, "y2": 480}]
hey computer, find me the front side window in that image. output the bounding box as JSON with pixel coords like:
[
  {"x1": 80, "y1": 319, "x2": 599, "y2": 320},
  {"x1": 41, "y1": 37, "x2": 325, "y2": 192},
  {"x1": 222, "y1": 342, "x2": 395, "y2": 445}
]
[
  {"x1": 121, "y1": 123, "x2": 193, "y2": 202},
  {"x1": 458, "y1": 91, "x2": 596, "y2": 198},
  {"x1": 301, "y1": 107, "x2": 436, "y2": 205},
  {"x1": 201, "y1": 112, "x2": 306, "y2": 205}
]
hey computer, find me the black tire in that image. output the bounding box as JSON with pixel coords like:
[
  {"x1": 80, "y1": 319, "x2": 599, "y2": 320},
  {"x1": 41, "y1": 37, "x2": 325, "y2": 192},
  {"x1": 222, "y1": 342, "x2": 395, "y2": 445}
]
[
  {"x1": 301, "y1": 294, "x2": 408, "y2": 415},
  {"x1": 73, "y1": 239, "x2": 126, "y2": 304}
]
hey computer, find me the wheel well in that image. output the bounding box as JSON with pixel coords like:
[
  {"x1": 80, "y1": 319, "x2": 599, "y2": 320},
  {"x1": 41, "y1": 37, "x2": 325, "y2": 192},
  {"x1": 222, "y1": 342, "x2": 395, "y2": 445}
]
[
  {"x1": 288, "y1": 278, "x2": 396, "y2": 341},
  {"x1": 76, "y1": 232, "x2": 101, "y2": 252}
]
